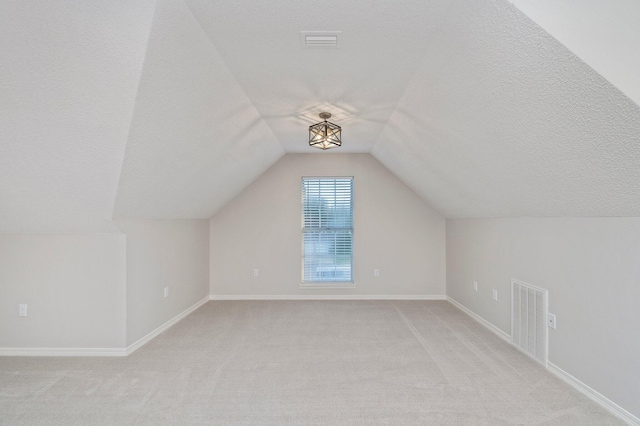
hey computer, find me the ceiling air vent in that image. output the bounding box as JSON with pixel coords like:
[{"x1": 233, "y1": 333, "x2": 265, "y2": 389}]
[{"x1": 300, "y1": 31, "x2": 341, "y2": 48}]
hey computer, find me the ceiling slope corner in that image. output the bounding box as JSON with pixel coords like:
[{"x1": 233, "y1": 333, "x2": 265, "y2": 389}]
[
  {"x1": 0, "y1": 1, "x2": 158, "y2": 233},
  {"x1": 113, "y1": 0, "x2": 285, "y2": 219},
  {"x1": 108, "y1": 0, "x2": 159, "y2": 222},
  {"x1": 372, "y1": 0, "x2": 640, "y2": 218},
  {"x1": 370, "y1": 147, "x2": 448, "y2": 219},
  {"x1": 510, "y1": 0, "x2": 640, "y2": 108},
  {"x1": 206, "y1": 148, "x2": 287, "y2": 220},
  {"x1": 181, "y1": 0, "x2": 285, "y2": 152}
]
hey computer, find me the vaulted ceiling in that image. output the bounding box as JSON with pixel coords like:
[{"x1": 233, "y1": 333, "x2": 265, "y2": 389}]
[{"x1": 2, "y1": 0, "x2": 639, "y2": 232}]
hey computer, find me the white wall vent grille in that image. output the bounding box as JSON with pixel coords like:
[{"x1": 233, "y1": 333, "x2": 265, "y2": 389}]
[
  {"x1": 511, "y1": 279, "x2": 548, "y2": 365},
  {"x1": 300, "y1": 31, "x2": 340, "y2": 48}
]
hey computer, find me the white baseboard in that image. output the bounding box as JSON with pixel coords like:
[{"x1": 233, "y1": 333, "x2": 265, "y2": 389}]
[
  {"x1": 125, "y1": 295, "x2": 210, "y2": 355},
  {"x1": 210, "y1": 294, "x2": 447, "y2": 301},
  {"x1": 547, "y1": 362, "x2": 640, "y2": 426},
  {"x1": 0, "y1": 296, "x2": 210, "y2": 357},
  {"x1": 446, "y1": 296, "x2": 511, "y2": 342},
  {"x1": 0, "y1": 347, "x2": 126, "y2": 357},
  {"x1": 447, "y1": 296, "x2": 638, "y2": 425}
]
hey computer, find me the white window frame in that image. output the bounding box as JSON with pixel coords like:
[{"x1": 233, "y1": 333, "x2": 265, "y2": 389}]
[{"x1": 301, "y1": 177, "x2": 354, "y2": 287}]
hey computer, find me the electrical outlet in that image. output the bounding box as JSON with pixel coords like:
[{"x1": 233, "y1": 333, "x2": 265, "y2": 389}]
[
  {"x1": 492, "y1": 289, "x2": 498, "y2": 301},
  {"x1": 253, "y1": 268, "x2": 259, "y2": 277},
  {"x1": 164, "y1": 287, "x2": 169, "y2": 298},
  {"x1": 548, "y1": 313, "x2": 557, "y2": 329},
  {"x1": 19, "y1": 304, "x2": 27, "y2": 317},
  {"x1": 473, "y1": 281, "x2": 478, "y2": 291},
  {"x1": 374, "y1": 269, "x2": 380, "y2": 277}
]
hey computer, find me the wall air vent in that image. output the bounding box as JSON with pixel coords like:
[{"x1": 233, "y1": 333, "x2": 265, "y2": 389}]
[
  {"x1": 300, "y1": 31, "x2": 340, "y2": 48},
  {"x1": 511, "y1": 279, "x2": 548, "y2": 366}
]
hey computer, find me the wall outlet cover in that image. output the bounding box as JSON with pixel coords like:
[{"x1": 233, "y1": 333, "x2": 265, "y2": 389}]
[{"x1": 548, "y1": 313, "x2": 557, "y2": 329}]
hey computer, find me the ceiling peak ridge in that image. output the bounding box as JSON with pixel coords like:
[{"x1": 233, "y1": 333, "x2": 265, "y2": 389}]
[
  {"x1": 181, "y1": 0, "x2": 285, "y2": 151},
  {"x1": 370, "y1": 0, "x2": 458, "y2": 153},
  {"x1": 109, "y1": 0, "x2": 159, "y2": 222}
]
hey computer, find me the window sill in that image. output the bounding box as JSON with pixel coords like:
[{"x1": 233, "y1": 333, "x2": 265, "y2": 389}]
[{"x1": 300, "y1": 282, "x2": 356, "y2": 289}]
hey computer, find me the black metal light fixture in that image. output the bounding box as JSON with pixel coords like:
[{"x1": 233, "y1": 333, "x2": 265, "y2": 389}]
[{"x1": 308, "y1": 112, "x2": 341, "y2": 150}]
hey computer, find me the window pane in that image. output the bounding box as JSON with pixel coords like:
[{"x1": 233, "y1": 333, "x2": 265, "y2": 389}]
[{"x1": 302, "y1": 178, "x2": 353, "y2": 283}]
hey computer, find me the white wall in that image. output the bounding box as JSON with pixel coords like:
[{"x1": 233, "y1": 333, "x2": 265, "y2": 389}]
[
  {"x1": 116, "y1": 219, "x2": 209, "y2": 345},
  {"x1": 0, "y1": 234, "x2": 126, "y2": 349},
  {"x1": 210, "y1": 154, "x2": 446, "y2": 297},
  {"x1": 446, "y1": 217, "x2": 640, "y2": 419}
]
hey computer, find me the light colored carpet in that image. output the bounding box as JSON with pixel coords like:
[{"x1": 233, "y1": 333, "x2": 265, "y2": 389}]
[{"x1": 0, "y1": 300, "x2": 623, "y2": 425}]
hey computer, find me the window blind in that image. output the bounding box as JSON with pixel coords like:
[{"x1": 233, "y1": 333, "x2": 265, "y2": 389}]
[{"x1": 302, "y1": 177, "x2": 353, "y2": 283}]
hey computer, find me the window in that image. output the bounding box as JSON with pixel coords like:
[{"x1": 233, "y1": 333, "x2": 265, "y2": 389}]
[{"x1": 302, "y1": 177, "x2": 353, "y2": 283}]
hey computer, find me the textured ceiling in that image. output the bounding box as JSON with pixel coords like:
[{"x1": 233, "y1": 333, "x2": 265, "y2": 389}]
[
  {"x1": 0, "y1": 1, "x2": 155, "y2": 232},
  {"x1": 183, "y1": 0, "x2": 454, "y2": 153},
  {"x1": 512, "y1": 0, "x2": 640, "y2": 108},
  {"x1": 372, "y1": 0, "x2": 640, "y2": 217},
  {"x1": 2, "y1": 0, "x2": 640, "y2": 232},
  {"x1": 113, "y1": 0, "x2": 284, "y2": 218}
]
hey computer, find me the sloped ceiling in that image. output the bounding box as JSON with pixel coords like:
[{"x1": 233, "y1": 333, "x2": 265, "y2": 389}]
[
  {"x1": 183, "y1": 0, "x2": 454, "y2": 153},
  {"x1": 512, "y1": 0, "x2": 640, "y2": 108},
  {"x1": 113, "y1": 0, "x2": 284, "y2": 218},
  {"x1": 2, "y1": 0, "x2": 640, "y2": 232},
  {"x1": 0, "y1": 1, "x2": 155, "y2": 232},
  {"x1": 372, "y1": 0, "x2": 640, "y2": 217}
]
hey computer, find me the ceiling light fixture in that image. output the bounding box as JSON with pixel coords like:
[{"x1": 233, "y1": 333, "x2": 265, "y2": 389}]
[{"x1": 308, "y1": 112, "x2": 342, "y2": 150}]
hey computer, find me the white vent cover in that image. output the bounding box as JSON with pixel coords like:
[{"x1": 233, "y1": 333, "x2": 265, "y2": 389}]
[
  {"x1": 300, "y1": 31, "x2": 341, "y2": 48},
  {"x1": 511, "y1": 279, "x2": 548, "y2": 365}
]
